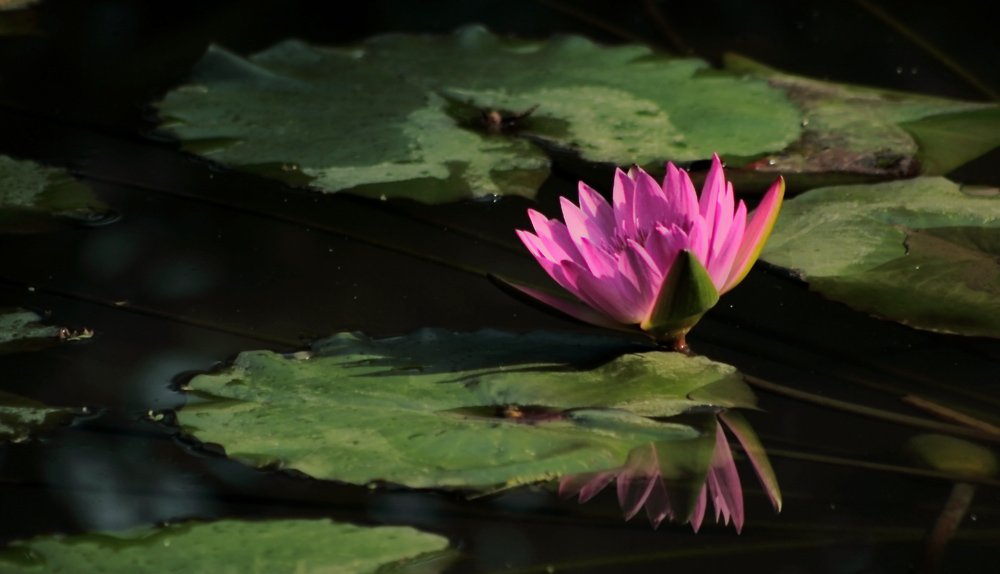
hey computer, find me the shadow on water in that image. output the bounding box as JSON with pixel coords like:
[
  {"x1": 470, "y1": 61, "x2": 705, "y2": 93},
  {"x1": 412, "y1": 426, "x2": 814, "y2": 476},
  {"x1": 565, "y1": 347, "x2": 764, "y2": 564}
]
[{"x1": 1, "y1": 0, "x2": 1000, "y2": 572}]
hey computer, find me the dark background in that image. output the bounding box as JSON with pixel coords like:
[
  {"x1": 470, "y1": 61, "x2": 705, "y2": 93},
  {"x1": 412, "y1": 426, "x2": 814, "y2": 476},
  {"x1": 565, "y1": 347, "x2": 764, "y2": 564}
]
[{"x1": 1, "y1": 1, "x2": 999, "y2": 572}]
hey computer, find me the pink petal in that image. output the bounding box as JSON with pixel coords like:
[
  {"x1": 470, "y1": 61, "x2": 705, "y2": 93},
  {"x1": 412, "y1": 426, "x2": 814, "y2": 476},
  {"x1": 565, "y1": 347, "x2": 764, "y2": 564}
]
[
  {"x1": 579, "y1": 470, "x2": 620, "y2": 503},
  {"x1": 559, "y1": 469, "x2": 620, "y2": 502},
  {"x1": 561, "y1": 197, "x2": 610, "y2": 255},
  {"x1": 698, "y1": 154, "x2": 726, "y2": 224},
  {"x1": 707, "y1": 421, "x2": 745, "y2": 533},
  {"x1": 617, "y1": 443, "x2": 659, "y2": 520},
  {"x1": 719, "y1": 410, "x2": 783, "y2": 513},
  {"x1": 630, "y1": 167, "x2": 669, "y2": 235},
  {"x1": 619, "y1": 239, "x2": 663, "y2": 306},
  {"x1": 706, "y1": 201, "x2": 747, "y2": 291},
  {"x1": 663, "y1": 162, "x2": 700, "y2": 230},
  {"x1": 575, "y1": 236, "x2": 618, "y2": 278},
  {"x1": 722, "y1": 176, "x2": 785, "y2": 293},
  {"x1": 578, "y1": 182, "x2": 615, "y2": 238},
  {"x1": 710, "y1": 180, "x2": 735, "y2": 259},
  {"x1": 516, "y1": 230, "x2": 585, "y2": 295},
  {"x1": 644, "y1": 224, "x2": 686, "y2": 277},
  {"x1": 613, "y1": 168, "x2": 636, "y2": 238},
  {"x1": 490, "y1": 275, "x2": 634, "y2": 332},
  {"x1": 527, "y1": 210, "x2": 582, "y2": 264},
  {"x1": 686, "y1": 217, "x2": 711, "y2": 267},
  {"x1": 644, "y1": 476, "x2": 673, "y2": 529},
  {"x1": 689, "y1": 486, "x2": 708, "y2": 533},
  {"x1": 561, "y1": 259, "x2": 645, "y2": 324}
]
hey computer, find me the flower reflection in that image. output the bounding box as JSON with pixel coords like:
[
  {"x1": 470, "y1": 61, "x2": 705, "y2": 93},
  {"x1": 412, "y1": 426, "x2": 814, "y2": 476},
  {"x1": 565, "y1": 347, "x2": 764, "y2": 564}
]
[{"x1": 560, "y1": 414, "x2": 781, "y2": 533}]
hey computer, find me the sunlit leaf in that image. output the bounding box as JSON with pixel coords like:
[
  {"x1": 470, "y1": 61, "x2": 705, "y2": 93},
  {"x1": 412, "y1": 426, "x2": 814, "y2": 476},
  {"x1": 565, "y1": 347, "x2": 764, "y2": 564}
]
[
  {"x1": 177, "y1": 329, "x2": 752, "y2": 491},
  {"x1": 159, "y1": 28, "x2": 1000, "y2": 203},
  {"x1": 724, "y1": 54, "x2": 998, "y2": 180},
  {"x1": 0, "y1": 156, "x2": 109, "y2": 233},
  {"x1": 158, "y1": 26, "x2": 800, "y2": 202},
  {"x1": 0, "y1": 519, "x2": 453, "y2": 573},
  {"x1": 762, "y1": 177, "x2": 1000, "y2": 338}
]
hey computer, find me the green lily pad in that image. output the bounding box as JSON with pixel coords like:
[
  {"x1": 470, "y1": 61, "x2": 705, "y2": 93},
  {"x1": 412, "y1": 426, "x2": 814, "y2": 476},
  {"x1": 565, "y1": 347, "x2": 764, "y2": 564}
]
[
  {"x1": 0, "y1": 389, "x2": 73, "y2": 443},
  {"x1": 0, "y1": 155, "x2": 109, "y2": 233},
  {"x1": 158, "y1": 26, "x2": 800, "y2": 202},
  {"x1": 159, "y1": 27, "x2": 1000, "y2": 203},
  {"x1": 723, "y1": 54, "x2": 998, "y2": 180},
  {"x1": 0, "y1": 519, "x2": 453, "y2": 573},
  {"x1": 177, "y1": 329, "x2": 753, "y2": 491},
  {"x1": 0, "y1": 307, "x2": 61, "y2": 354},
  {"x1": 762, "y1": 177, "x2": 1000, "y2": 338}
]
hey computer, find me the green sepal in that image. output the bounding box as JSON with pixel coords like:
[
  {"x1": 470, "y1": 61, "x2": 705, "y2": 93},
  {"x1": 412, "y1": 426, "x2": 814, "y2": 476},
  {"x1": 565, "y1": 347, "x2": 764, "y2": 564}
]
[{"x1": 641, "y1": 250, "x2": 720, "y2": 341}]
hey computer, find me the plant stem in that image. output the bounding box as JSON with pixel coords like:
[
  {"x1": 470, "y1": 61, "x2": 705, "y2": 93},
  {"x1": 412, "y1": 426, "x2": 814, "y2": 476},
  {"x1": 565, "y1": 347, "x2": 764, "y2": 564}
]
[
  {"x1": 744, "y1": 375, "x2": 1000, "y2": 444},
  {"x1": 920, "y1": 482, "x2": 977, "y2": 574},
  {"x1": 752, "y1": 446, "x2": 1000, "y2": 489},
  {"x1": 851, "y1": 0, "x2": 999, "y2": 100},
  {"x1": 902, "y1": 395, "x2": 1000, "y2": 436},
  {"x1": 0, "y1": 275, "x2": 301, "y2": 348}
]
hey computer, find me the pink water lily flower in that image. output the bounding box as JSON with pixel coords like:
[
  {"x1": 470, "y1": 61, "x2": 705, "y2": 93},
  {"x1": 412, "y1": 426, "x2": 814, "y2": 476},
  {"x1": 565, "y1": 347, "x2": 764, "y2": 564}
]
[{"x1": 511, "y1": 154, "x2": 783, "y2": 351}]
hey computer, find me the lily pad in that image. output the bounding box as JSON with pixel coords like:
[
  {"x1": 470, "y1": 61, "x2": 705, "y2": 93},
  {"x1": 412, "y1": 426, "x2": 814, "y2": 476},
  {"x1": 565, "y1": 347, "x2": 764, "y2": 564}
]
[
  {"x1": 0, "y1": 519, "x2": 453, "y2": 573},
  {"x1": 0, "y1": 390, "x2": 73, "y2": 444},
  {"x1": 724, "y1": 54, "x2": 998, "y2": 180},
  {"x1": 158, "y1": 26, "x2": 800, "y2": 202},
  {"x1": 177, "y1": 329, "x2": 754, "y2": 491},
  {"x1": 0, "y1": 389, "x2": 72, "y2": 443},
  {"x1": 0, "y1": 155, "x2": 109, "y2": 233},
  {"x1": 761, "y1": 177, "x2": 1000, "y2": 338},
  {"x1": 159, "y1": 27, "x2": 1000, "y2": 203},
  {"x1": 0, "y1": 307, "x2": 61, "y2": 354}
]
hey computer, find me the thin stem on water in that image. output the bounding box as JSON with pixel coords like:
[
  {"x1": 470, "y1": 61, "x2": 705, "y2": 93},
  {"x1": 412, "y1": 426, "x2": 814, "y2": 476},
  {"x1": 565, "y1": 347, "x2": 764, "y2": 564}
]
[
  {"x1": 850, "y1": 0, "x2": 999, "y2": 100},
  {"x1": 902, "y1": 395, "x2": 1000, "y2": 436},
  {"x1": 752, "y1": 446, "x2": 1000, "y2": 489},
  {"x1": 526, "y1": 0, "x2": 654, "y2": 46},
  {"x1": 641, "y1": 0, "x2": 690, "y2": 54},
  {"x1": 0, "y1": 275, "x2": 301, "y2": 348},
  {"x1": 744, "y1": 375, "x2": 1000, "y2": 445}
]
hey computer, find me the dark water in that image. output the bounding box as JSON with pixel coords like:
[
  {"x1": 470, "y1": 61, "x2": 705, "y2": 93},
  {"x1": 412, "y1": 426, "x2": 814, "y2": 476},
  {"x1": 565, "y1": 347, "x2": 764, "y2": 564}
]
[{"x1": 1, "y1": 0, "x2": 1000, "y2": 572}]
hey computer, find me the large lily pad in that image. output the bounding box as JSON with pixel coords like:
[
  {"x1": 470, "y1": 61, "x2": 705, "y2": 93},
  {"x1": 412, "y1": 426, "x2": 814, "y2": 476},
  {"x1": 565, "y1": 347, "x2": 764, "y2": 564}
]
[
  {"x1": 159, "y1": 27, "x2": 1000, "y2": 203},
  {"x1": 724, "y1": 55, "x2": 998, "y2": 180},
  {"x1": 158, "y1": 26, "x2": 800, "y2": 202},
  {"x1": 762, "y1": 177, "x2": 1000, "y2": 338},
  {"x1": 0, "y1": 155, "x2": 109, "y2": 233},
  {"x1": 0, "y1": 519, "x2": 452, "y2": 573},
  {"x1": 177, "y1": 329, "x2": 753, "y2": 491}
]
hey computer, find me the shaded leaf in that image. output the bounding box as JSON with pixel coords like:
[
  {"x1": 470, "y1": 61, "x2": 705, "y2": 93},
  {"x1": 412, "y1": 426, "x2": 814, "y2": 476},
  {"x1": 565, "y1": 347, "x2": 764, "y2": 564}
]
[
  {"x1": 724, "y1": 54, "x2": 998, "y2": 180},
  {"x1": 762, "y1": 177, "x2": 1000, "y2": 338},
  {"x1": 0, "y1": 519, "x2": 453, "y2": 573},
  {"x1": 907, "y1": 434, "x2": 999, "y2": 478},
  {"x1": 177, "y1": 329, "x2": 753, "y2": 491},
  {"x1": 0, "y1": 156, "x2": 109, "y2": 233},
  {"x1": 0, "y1": 389, "x2": 73, "y2": 443},
  {"x1": 0, "y1": 307, "x2": 61, "y2": 354}
]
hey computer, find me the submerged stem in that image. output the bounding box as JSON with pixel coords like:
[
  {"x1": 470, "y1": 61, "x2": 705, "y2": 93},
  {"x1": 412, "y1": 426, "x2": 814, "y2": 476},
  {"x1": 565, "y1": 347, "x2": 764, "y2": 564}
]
[{"x1": 921, "y1": 482, "x2": 977, "y2": 574}]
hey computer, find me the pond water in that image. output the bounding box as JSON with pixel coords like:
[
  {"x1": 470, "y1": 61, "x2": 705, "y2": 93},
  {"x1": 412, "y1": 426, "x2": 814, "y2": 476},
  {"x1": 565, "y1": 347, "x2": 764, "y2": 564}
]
[{"x1": 1, "y1": 0, "x2": 1000, "y2": 572}]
